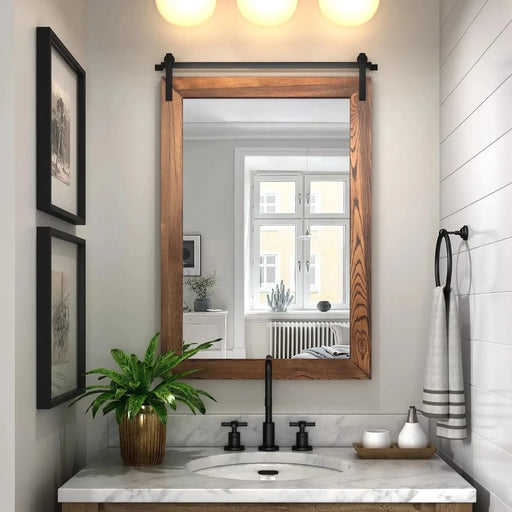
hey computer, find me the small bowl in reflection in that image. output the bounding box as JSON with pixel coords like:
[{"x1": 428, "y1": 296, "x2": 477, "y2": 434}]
[{"x1": 317, "y1": 301, "x2": 332, "y2": 312}]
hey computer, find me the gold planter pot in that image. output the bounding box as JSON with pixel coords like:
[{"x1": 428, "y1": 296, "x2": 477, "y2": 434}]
[{"x1": 119, "y1": 405, "x2": 167, "y2": 465}]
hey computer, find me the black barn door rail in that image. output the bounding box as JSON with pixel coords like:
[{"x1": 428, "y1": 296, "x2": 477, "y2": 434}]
[{"x1": 155, "y1": 52, "x2": 378, "y2": 101}]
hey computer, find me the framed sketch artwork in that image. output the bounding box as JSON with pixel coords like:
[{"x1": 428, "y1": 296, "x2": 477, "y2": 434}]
[
  {"x1": 37, "y1": 27, "x2": 86, "y2": 225},
  {"x1": 183, "y1": 235, "x2": 201, "y2": 276},
  {"x1": 37, "y1": 227, "x2": 85, "y2": 409}
]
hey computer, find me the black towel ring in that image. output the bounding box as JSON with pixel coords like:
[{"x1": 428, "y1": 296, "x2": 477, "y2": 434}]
[{"x1": 435, "y1": 225, "x2": 468, "y2": 294}]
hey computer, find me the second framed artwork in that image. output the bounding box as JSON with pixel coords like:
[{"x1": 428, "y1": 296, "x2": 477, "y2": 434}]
[
  {"x1": 37, "y1": 227, "x2": 86, "y2": 409},
  {"x1": 183, "y1": 235, "x2": 201, "y2": 276},
  {"x1": 36, "y1": 27, "x2": 86, "y2": 225}
]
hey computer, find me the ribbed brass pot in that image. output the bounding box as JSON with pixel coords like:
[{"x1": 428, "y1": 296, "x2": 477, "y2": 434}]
[{"x1": 119, "y1": 405, "x2": 166, "y2": 465}]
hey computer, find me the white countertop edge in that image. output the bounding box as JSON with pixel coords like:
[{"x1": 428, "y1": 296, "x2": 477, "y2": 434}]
[{"x1": 59, "y1": 490, "x2": 477, "y2": 504}]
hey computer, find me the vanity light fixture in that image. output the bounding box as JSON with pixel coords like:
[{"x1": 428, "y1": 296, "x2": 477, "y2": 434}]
[
  {"x1": 319, "y1": 0, "x2": 380, "y2": 26},
  {"x1": 236, "y1": 0, "x2": 298, "y2": 27},
  {"x1": 155, "y1": 0, "x2": 217, "y2": 27}
]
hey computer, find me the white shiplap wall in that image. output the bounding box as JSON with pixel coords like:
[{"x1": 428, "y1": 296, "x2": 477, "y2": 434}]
[{"x1": 439, "y1": 1, "x2": 512, "y2": 511}]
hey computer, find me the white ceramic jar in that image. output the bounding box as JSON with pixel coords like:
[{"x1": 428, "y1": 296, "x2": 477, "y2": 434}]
[{"x1": 397, "y1": 406, "x2": 428, "y2": 449}]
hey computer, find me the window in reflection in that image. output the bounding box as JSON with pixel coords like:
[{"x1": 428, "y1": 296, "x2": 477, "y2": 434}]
[
  {"x1": 255, "y1": 223, "x2": 297, "y2": 307},
  {"x1": 250, "y1": 170, "x2": 348, "y2": 311}
]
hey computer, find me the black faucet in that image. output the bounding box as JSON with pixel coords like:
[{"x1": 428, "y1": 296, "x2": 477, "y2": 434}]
[{"x1": 259, "y1": 355, "x2": 279, "y2": 451}]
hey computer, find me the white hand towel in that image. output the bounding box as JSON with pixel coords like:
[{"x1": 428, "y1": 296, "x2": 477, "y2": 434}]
[
  {"x1": 436, "y1": 290, "x2": 467, "y2": 439},
  {"x1": 422, "y1": 287, "x2": 467, "y2": 440},
  {"x1": 422, "y1": 287, "x2": 449, "y2": 418}
]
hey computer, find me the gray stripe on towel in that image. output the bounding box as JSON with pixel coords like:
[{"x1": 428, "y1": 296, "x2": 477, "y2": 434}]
[
  {"x1": 423, "y1": 400, "x2": 450, "y2": 406},
  {"x1": 424, "y1": 389, "x2": 465, "y2": 395},
  {"x1": 437, "y1": 433, "x2": 467, "y2": 440}
]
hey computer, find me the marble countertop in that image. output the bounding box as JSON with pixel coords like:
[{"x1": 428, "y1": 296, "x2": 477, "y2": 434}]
[{"x1": 58, "y1": 447, "x2": 476, "y2": 504}]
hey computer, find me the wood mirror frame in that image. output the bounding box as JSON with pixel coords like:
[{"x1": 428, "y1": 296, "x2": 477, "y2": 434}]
[{"x1": 160, "y1": 75, "x2": 371, "y2": 379}]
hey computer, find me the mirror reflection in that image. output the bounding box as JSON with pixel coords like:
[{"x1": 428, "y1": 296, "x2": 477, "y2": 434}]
[{"x1": 183, "y1": 98, "x2": 350, "y2": 360}]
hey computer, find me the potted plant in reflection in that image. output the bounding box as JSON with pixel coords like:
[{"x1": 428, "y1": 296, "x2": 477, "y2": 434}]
[
  {"x1": 70, "y1": 332, "x2": 217, "y2": 465},
  {"x1": 184, "y1": 271, "x2": 218, "y2": 311}
]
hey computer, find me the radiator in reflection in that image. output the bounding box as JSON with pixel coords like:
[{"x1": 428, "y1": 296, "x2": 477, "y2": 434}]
[{"x1": 269, "y1": 321, "x2": 348, "y2": 358}]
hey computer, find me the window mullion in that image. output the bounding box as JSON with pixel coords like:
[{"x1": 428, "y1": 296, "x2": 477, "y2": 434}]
[
  {"x1": 298, "y1": 177, "x2": 306, "y2": 310},
  {"x1": 296, "y1": 219, "x2": 305, "y2": 310},
  {"x1": 303, "y1": 227, "x2": 312, "y2": 309}
]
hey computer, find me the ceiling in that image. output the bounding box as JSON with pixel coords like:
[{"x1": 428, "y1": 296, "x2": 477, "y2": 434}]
[{"x1": 183, "y1": 98, "x2": 350, "y2": 124}]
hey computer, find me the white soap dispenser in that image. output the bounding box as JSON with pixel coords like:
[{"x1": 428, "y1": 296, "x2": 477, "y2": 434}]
[{"x1": 397, "y1": 406, "x2": 427, "y2": 449}]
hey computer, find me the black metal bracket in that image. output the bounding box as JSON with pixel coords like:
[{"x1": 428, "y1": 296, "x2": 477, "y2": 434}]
[
  {"x1": 155, "y1": 52, "x2": 378, "y2": 102},
  {"x1": 357, "y1": 53, "x2": 369, "y2": 101},
  {"x1": 155, "y1": 53, "x2": 175, "y2": 101}
]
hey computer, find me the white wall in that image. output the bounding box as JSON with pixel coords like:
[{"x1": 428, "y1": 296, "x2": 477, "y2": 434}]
[
  {"x1": 14, "y1": 0, "x2": 87, "y2": 511},
  {"x1": 439, "y1": 2, "x2": 512, "y2": 512},
  {"x1": 0, "y1": 0, "x2": 16, "y2": 509},
  {"x1": 84, "y1": 0, "x2": 439, "y2": 457}
]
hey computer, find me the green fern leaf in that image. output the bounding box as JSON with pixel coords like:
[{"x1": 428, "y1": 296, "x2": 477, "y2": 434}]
[
  {"x1": 144, "y1": 332, "x2": 160, "y2": 366},
  {"x1": 127, "y1": 394, "x2": 147, "y2": 420}
]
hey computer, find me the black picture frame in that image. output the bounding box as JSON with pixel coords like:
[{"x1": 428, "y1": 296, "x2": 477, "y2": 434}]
[
  {"x1": 183, "y1": 235, "x2": 201, "y2": 276},
  {"x1": 37, "y1": 27, "x2": 86, "y2": 225},
  {"x1": 37, "y1": 227, "x2": 86, "y2": 409}
]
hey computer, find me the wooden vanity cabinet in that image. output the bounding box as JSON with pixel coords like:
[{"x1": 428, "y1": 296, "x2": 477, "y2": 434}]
[{"x1": 63, "y1": 503, "x2": 473, "y2": 512}]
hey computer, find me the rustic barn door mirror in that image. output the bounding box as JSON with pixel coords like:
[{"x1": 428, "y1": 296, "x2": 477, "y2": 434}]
[{"x1": 161, "y1": 75, "x2": 372, "y2": 379}]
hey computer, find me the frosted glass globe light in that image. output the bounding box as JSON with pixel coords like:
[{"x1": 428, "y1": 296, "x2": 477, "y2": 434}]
[
  {"x1": 236, "y1": 0, "x2": 298, "y2": 27},
  {"x1": 155, "y1": 0, "x2": 217, "y2": 27},
  {"x1": 319, "y1": 0, "x2": 380, "y2": 26}
]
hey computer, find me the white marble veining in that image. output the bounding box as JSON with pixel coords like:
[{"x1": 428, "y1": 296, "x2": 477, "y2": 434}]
[
  {"x1": 58, "y1": 447, "x2": 476, "y2": 504},
  {"x1": 108, "y1": 414, "x2": 429, "y2": 448}
]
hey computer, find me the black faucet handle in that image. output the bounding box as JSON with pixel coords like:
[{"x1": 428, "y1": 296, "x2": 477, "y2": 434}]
[
  {"x1": 289, "y1": 421, "x2": 316, "y2": 428},
  {"x1": 290, "y1": 421, "x2": 315, "y2": 451},
  {"x1": 222, "y1": 420, "x2": 247, "y2": 451},
  {"x1": 221, "y1": 420, "x2": 248, "y2": 429}
]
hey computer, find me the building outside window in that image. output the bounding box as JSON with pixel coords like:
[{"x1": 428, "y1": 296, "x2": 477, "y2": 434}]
[
  {"x1": 259, "y1": 193, "x2": 278, "y2": 213},
  {"x1": 259, "y1": 253, "x2": 279, "y2": 290}
]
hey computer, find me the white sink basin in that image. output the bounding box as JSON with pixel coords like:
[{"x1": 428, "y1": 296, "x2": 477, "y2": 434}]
[{"x1": 186, "y1": 451, "x2": 348, "y2": 481}]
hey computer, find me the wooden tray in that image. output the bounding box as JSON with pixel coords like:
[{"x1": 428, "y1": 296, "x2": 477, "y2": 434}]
[{"x1": 353, "y1": 443, "x2": 436, "y2": 459}]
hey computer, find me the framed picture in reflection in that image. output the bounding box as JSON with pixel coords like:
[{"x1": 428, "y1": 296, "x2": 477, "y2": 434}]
[{"x1": 183, "y1": 235, "x2": 201, "y2": 276}]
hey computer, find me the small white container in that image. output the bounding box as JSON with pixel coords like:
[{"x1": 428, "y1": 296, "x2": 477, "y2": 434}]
[{"x1": 362, "y1": 429, "x2": 391, "y2": 449}]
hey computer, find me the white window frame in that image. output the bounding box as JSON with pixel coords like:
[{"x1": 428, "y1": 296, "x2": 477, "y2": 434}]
[
  {"x1": 304, "y1": 219, "x2": 349, "y2": 309},
  {"x1": 233, "y1": 148, "x2": 349, "y2": 352},
  {"x1": 251, "y1": 219, "x2": 300, "y2": 310},
  {"x1": 252, "y1": 173, "x2": 302, "y2": 220},
  {"x1": 250, "y1": 171, "x2": 349, "y2": 311},
  {"x1": 305, "y1": 174, "x2": 349, "y2": 219}
]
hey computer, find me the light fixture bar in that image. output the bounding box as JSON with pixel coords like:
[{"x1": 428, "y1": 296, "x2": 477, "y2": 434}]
[{"x1": 155, "y1": 52, "x2": 378, "y2": 101}]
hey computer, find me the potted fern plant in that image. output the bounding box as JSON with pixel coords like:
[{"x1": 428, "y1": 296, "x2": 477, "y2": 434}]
[{"x1": 71, "y1": 332, "x2": 217, "y2": 465}]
